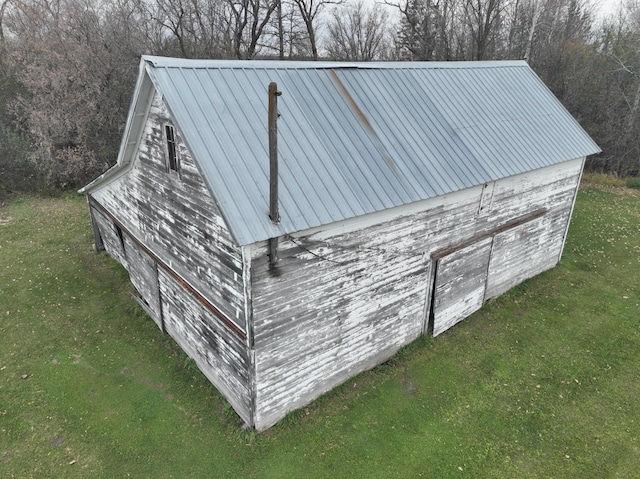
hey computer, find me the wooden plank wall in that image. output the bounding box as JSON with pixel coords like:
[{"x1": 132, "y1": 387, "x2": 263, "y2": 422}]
[
  {"x1": 251, "y1": 237, "x2": 429, "y2": 429},
  {"x1": 90, "y1": 205, "x2": 127, "y2": 267},
  {"x1": 432, "y1": 237, "x2": 493, "y2": 336},
  {"x1": 92, "y1": 92, "x2": 246, "y2": 331},
  {"x1": 250, "y1": 157, "x2": 584, "y2": 430},
  {"x1": 123, "y1": 234, "x2": 162, "y2": 330},
  {"x1": 159, "y1": 269, "x2": 252, "y2": 425},
  {"x1": 89, "y1": 92, "x2": 252, "y2": 425},
  {"x1": 91, "y1": 205, "x2": 253, "y2": 424}
]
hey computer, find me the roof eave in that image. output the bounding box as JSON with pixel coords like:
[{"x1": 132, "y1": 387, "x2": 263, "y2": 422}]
[{"x1": 78, "y1": 58, "x2": 155, "y2": 194}]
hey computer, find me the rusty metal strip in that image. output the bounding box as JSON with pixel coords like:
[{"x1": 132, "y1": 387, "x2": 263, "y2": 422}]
[
  {"x1": 431, "y1": 208, "x2": 547, "y2": 260},
  {"x1": 329, "y1": 70, "x2": 396, "y2": 171},
  {"x1": 88, "y1": 195, "x2": 247, "y2": 340}
]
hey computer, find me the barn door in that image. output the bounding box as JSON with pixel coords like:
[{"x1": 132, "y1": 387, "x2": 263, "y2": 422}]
[
  {"x1": 430, "y1": 237, "x2": 493, "y2": 336},
  {"x1": 485, "y1": 216, "x2": 551, "y2": 300},
  {"x1": 123, "y1": 235, "x2": 163, "y2": 331}
]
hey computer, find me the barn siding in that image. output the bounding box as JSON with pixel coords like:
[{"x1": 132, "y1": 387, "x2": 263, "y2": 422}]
[
  {"x1": 92, "y1": 92, "x2": 246, "y2": 331},
  {"x1": 89, "y1": 205, "x2": 127, "y2": 267},
  {"x1": 250, "y1": 157, "x2": 584, "y2": 430},
  {"x1": 86, "y1": 88, "x2": 585, "y2": 430},
  {"x1": 432, "y1": 237, "x2": 493, "y2": 336},
  {"x1": 89, "y1": 91, "x2": 253, "y2": 425},
  {"x1": 158, "y1": 268, "x2": 252, "y2": 425},
  {"x1": 123, "y1": 234, "x2": 163, "y2": 330}
]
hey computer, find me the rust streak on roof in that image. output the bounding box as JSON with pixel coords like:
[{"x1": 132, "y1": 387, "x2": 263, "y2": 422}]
[{"x1": 329, "y1": 69, "x2": 396, "y2": 172}]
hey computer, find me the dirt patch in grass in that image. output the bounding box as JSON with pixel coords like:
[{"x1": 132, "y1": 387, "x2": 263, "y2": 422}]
[
  {"x1": 0, "y1": 215, "x2": 12, "y2": 226},
  {"x1": 52, "y1": 435, "x2": 66, "y2": 448}
]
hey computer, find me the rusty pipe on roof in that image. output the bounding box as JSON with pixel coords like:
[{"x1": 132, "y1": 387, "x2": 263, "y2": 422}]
[
  {"x1": 268, "y1": 82, "x2": 282, "y2": 224},
  {"x1": 268, "y1": 82, "x2": 282, "y2": 265}
]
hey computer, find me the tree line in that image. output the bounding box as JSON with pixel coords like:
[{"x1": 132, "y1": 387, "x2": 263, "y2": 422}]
[{"x1": 0, "y1": 0, "x2": 639, "y2": 195}]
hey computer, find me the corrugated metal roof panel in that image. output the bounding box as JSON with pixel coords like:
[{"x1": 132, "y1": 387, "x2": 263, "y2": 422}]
[{"x1": 138, "y1": 57, "x2": 600, "y2": 245}]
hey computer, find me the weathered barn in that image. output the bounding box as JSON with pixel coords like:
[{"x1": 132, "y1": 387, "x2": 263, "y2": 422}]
[{"x1": 80, "y1": 56, "x2": 600, "y2": 430}]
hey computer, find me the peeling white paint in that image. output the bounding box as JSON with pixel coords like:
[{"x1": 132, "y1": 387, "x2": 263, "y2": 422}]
[{"x1": 85, "y1": 89, "x2": 585, "y2": 431}]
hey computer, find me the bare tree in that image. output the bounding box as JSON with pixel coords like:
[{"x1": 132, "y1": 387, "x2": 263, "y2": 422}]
[
  {"x1": 396, "y1": 0, "x2": 441, "y2": 60},
  {"x1": 292, "y1": 0, "x2": 341, "y2": 60},
  {"x1": 592, "y1": 0, "x2": 640, "y2": 175},
  {"x1": 394, "y1": 0, "x2": 466, "y2": 61},
  {"x1": 277, "y1": 0, "x2": 284, "y2": 57},
  {"x1": 150, "y1": 0, "x2": 234, "y2": 58},
  {"x1": 500, "y1": 0, "x2": 541, "y2": 60},
  {"x1": 279, "y1": 0, "x2": 314, "y2": 58},
  {"x1": 4, "y1": 0, "x2": 148, "y2": 187},
  {"x1": 461, "y1": 0, "x2": 508, "y2": 60},
  {"x1": 326, "y1": 0, "x2": 390, "y2": 60},
  {"x1": 523, "y1": 0, "x2": 541, "y2": 60},
  {"x1": 0, "y1": 0, "x2": 8, "y2": 53},
  {"x1": 223, "y1": 0, "x2": 278, "y2": 58},
  {"x1": 150, "y1": 0, "x2": 283, "y2": 59}
]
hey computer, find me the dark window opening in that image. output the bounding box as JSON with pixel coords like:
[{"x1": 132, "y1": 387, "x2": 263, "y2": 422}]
[
  {"x1": 165, "y1": 124, "x2": 179, "y2": 173},
  {"x1": 115, "y1": 223, "x2": 125, "y2": 251}
]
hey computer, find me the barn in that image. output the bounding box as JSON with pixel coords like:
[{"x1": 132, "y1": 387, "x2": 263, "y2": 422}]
[{"x1": 79, "y1": 56, "x2": 600, "y2": 430}]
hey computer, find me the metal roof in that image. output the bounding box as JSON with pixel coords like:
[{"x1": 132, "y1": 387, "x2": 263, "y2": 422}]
[{"x1": 87, "y1": 56, "x2": 601, "y2": 246}]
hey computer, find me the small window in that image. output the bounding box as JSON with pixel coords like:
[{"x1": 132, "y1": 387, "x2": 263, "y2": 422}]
[
  {"x1": 115, "y1": 224, "x2": 125, "y2": 251},
  {"x1": 164, "y1": 124, "x2": 179, "y2": 173}
]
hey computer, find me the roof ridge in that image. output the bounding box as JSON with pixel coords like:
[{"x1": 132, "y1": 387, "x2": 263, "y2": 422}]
[{"x1": 142, "y1": 55, "x2": 529, "y2": 71}]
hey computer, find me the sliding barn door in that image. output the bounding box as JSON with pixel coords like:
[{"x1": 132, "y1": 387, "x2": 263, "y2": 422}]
[
  {"x1": 485, "y1": 217, "x2": 553, "y2": 300},
  {"x1": 431, "y1": 237, "x2": 493, "y2": 336},
  {"x1": 123, "y1": 235, "x2": 163, "y2": 330}
]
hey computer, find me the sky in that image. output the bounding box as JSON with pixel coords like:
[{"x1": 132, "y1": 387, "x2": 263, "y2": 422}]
[
  {"x1": 366, "y1": 0, "x2": 628, "y2": 22},
  {"x1": 594, "y1": 0, "x2": 624, "y2": 18}
]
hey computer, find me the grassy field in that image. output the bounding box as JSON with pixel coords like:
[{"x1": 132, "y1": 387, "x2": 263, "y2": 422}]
[{"x1": 1, "y1": 179, "x2": 639, "y2": 478}]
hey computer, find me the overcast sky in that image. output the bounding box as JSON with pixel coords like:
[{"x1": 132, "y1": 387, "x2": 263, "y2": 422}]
[
  {"x1": 367, "y1": 0, "x2": 627, "y2": 22},
  {"x1": 595, "y1": 0, "x2": 623, "y2": 17}
]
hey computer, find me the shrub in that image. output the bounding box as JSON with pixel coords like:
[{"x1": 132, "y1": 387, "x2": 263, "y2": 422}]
[
  {"x1": 0, "y1": 125, "x2": 41, "y2": 197},
  {"x1": 626, "y1": 177, "x2": 640, "y2": 190}
]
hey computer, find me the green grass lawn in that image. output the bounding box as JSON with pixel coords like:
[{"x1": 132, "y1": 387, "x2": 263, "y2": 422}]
[{"x1": 1, "y1": 181, "x2": 639, "y2": 478}]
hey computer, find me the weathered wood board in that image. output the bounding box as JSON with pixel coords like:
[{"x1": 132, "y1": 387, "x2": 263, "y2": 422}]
[
  {"x1": 87, "y1": 93, "x2": 253, "y2": 425},
  {"x1": 123, "y1": 234, "x2": 162, "y2": 330},
  {"x1": 92, "y1": 92, "x2": 247, "y2": 332},
  {"x1": 249, "y1": 157, "x2": 584, "y2": 430},
  {"x1": 90, "y1": 206, "x2": 127, "y2": 267},
  {"x1": 251, "y1": 236, "x2": 428, "y2": 429},
  {"x1": 84, "y1": 85, "x2": 586, "y2": 431},
  {"x1": 432, "y1": 237, "x2": 493, "y2": 337},
  {"x1": 159, "y1": 268, "x2": 253, "y2": 425},
  {"x1": 486, "y1": 216, "x2": 555, "y2": 299}
]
